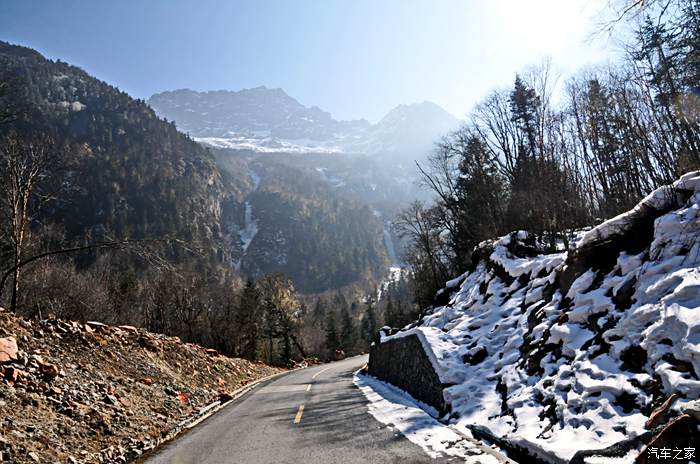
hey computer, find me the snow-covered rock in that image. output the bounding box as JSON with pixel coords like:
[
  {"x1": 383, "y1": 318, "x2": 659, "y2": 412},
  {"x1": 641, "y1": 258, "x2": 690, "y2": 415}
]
[{"x1": 382, "y1": 171, "x2": 700, "y2": 462}]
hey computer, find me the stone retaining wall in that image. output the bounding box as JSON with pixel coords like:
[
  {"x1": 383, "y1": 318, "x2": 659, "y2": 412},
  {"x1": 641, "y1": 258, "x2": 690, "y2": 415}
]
[{"x1": 368, "y1": 334, "x2": 447, "y2": 415}]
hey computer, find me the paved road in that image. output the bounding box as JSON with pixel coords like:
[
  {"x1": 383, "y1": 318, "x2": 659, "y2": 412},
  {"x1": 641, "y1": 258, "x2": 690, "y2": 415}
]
[{"x1": 146, "y1": 355, "x2": 461, "y2": 464}]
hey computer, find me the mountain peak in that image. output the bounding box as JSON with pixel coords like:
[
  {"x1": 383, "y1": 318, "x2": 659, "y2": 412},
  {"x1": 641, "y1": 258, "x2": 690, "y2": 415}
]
[
  {"x1": 147, "y1": 87, "x2": 460, "y2": 158},
  {"x1": 381, "y1": 101, "x2": 458, "y2": 123}
]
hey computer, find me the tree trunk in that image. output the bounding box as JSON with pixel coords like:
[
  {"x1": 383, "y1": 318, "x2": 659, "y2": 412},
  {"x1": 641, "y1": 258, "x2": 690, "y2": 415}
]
[{"x1": 10, "y1": 265, "x2": 19, "y2": 313}]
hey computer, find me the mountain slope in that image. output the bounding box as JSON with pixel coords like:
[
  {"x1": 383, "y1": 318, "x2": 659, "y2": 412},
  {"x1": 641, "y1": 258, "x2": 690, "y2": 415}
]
[
  {"x1": 0, "y1": 42, "x2": 389, "y2": 293},
  {"x1": 0, "y1": 307, "x2": 280, "y2": 464},
  {"x1": 346, "y1": 101, "x2": 460, "y2": 164},
  {"x1": 217, "y1": 156, "x2": 389, "y2": 293},
  {"x1": 376, "y1": 172, "x2": 700, "y2": 462},
  {"x1": 0, "y1": 41, "x2": 229, "y2": 263}
]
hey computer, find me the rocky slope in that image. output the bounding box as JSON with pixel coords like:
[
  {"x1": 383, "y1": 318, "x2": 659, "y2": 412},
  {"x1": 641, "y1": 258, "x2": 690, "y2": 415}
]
[
  {"x1": 0, "y1": 308, "x2": 282, "y2": 463},
  {"x1": 379, "y1": 171, "x2": 700, "y2": 463}
]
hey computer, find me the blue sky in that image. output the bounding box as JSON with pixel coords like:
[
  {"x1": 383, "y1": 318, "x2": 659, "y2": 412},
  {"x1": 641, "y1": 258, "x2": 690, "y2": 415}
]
[{"x1": 1, "y1": 0, "x2": 615, "y2": 122}]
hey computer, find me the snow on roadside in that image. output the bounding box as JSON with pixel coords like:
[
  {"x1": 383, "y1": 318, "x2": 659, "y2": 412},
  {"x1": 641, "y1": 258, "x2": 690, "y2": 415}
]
[
  {"x1": 353, "y1": 373, "x2": 505, "y2": 463},
  {"x1": 379, "y1": 171, "x2": 700, "y2": 462}
]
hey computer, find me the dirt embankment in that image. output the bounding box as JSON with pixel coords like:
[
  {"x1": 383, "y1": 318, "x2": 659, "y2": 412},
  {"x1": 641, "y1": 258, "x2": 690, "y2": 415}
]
[{"x1": 0, "y1": 308, "x2": 283, "y2": 463}]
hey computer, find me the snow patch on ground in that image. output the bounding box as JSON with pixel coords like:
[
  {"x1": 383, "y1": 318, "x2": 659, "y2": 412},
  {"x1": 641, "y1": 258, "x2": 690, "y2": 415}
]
[{"x1": 354, "y1": 373, "x2": 506, "y2": 463}]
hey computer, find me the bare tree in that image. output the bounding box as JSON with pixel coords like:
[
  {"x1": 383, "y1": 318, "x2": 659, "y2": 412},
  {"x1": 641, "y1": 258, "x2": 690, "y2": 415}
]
[
  {"x1": 395, "y1": 202, "x2": 452, "y2": 307},
  {"x1": 0, "y1": 135, "x2": 72, "y2": 312}
]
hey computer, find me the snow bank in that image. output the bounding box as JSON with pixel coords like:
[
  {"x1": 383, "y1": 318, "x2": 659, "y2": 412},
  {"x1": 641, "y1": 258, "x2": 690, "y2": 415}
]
[
  {"x1": 383, "y1": 171, "x2": 700, "y2": 462},
  {"x1": 577, "y1": 171, "x2": 700, "y2": 249},
  {"x1": 354, "y1": 373, "x2": 507, "y2": 463}
]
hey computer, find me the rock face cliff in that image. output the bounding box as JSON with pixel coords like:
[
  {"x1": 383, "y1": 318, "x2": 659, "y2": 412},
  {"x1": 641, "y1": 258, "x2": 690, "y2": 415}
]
[{"x1": 370, "y1": 172, "x2": 700, "y2": 463}]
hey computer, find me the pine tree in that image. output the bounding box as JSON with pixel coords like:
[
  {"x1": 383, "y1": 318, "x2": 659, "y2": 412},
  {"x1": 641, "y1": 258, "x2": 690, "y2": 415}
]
[
  {"x1": 453, "y1": 135, "x2": 507, "y2": 257},
  {"x1": 237, "y1": 279, "x2": 262, "y2": 360},
  {"x1": 339, "y1": 305, "x2": 355, "y2": 353},
  {"x1": 325, "y1": 310, "x2": 339, "y2": 352},
  {"x1": 384, "y1": 294, "x2": 397, "y2": 328},
  {"x1": 509, "y1": 75, "x2": 541, "y2": 159},
  {"x1": 312, "y1": 297, "x2": 326, "y2": 324},
  {"x1": 395, "y1": 298, "x2": 407, "y2": 328},
  {"x1": 361, "y1": 299, "x2": 378, "y2": 345}
]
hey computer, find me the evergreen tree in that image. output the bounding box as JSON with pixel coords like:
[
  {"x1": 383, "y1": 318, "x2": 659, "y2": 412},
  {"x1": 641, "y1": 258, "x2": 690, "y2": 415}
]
[
  {"x1": 312, "y1": 297, "x2": 326, "y2": 324},
  {"x1": 257, "y1": 274, "x2": 301, "y2": 364},
  {"x1": 361, "y1": 299, "x2": 378, "y2": 345},
  {"x1": 237, "y1": 279, "x2": 262, "y2": 360},
  {"x1": 395, "y1": 298, "x2": 407, "y2": 328},
  {"x1": 339, "y1": 305, "x2": 355, "y2": 353},
  {"x1": 510, "y1": 75, "x2": 541, "y2": 159},
  {"x1": 453, "y1": 135, "x2": 507, "y2": 257},
  {"x1": 325, "y1": 310, "x2": 339, "y2": 352}
]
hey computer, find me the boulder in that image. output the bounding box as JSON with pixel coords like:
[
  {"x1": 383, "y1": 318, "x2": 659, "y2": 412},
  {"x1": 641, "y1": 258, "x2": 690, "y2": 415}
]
[
  {"x1": 636, "y1": 414, "x2": 699, "y2": 463},
  {"x1": 0, "y1": 337, "x2": 18, "y2": 363},
  {"x1": 681, "y1": 398, "x2": 700, "y2": 422},
  {"x1": 117, "y1": 325, "x2": 138, "y2": 334},
  {"x1": 86, "y1": 321, "x2": 107, "y2": 330},
  {"x1": 218, "y1": 391, "x2": 233, "y2": 403},
  {"x1": 463, "y1": 346, "x2": 488, "y2": 365},
  {"x1": 39, "y1": 362, "x2": 60, "y2": 380},
  {"x1": 45, "y1": 386, "x2": 62, "y2": 397},
  {"x1": 4, "y1": 367, "x2": 23, "y2": 384},
  {"x1": 103, "y1": 394, "x2": 119, "y2": 406},
  {"x1": 138, "y1": 336, "x2": 161, "y2": 352}
]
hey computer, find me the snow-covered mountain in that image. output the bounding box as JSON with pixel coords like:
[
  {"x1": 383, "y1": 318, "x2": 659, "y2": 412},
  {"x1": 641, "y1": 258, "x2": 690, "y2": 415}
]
[
  {"x1": 345, "y1": 101, "x2": 460, "y2": 161},
  {"x1": 148, "y1": 87, "x2": 460, "y2": 163},
  {"x1": 148, "y1": 87, "x2": 370, "y2": 141}
]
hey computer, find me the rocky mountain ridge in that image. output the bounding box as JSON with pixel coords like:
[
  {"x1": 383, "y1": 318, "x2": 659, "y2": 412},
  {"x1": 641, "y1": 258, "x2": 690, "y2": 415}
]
[
  {"x1": 148, "y1": 87, "x2": 371, "y2": 141},
  {"x1": 0, "y1": 41, "x2": 230, "y2": 265},
  {"x1": 148, "y1": 87, "x2": 460, "y2": 163}
]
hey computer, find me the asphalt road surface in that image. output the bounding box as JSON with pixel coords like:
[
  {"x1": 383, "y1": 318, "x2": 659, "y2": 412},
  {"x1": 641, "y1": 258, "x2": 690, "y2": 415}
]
[{"x1": 146, "y1": 355, "x2": 462, "y2": 464}]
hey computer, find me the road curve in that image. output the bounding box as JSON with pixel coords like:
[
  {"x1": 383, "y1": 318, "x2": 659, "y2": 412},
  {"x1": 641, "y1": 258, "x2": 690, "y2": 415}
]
[{"x1": 145, "y1": 355, "x2": 460, "y2": 464}]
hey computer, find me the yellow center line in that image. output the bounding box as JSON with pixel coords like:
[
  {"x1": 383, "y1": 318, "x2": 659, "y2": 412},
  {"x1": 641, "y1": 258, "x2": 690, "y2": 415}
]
[
  {"x1": 294, "y1": 404, "x2": 305, "y2": 424},
  {"x1": 311, "y1": 366, "x2": 333, "y2": 379},
  {"x1": 306, "y1": 384, "x2": 311, "y2": 392}
]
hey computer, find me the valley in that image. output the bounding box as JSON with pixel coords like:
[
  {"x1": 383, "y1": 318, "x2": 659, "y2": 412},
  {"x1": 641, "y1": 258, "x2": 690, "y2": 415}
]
[{"x1": 148, "y1": 85, "x2": 458, "y2": 295}]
